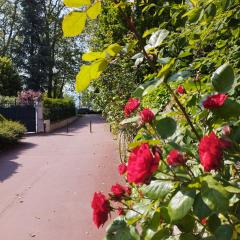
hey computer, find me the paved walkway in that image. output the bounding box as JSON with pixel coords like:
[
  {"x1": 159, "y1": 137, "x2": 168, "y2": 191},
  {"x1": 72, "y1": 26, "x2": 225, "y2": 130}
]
[{"x1": 0, "y1": 115, "x2": 120, "y2": 240}]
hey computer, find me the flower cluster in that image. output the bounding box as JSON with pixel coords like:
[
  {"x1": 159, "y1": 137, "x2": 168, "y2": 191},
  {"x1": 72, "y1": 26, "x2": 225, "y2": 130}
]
[
  {"x1": 91, "y1": 182, "x2": 132, "y2": 227},
  {"x1": 17, "y1": 90, "x2": 42, "y2": 105}
]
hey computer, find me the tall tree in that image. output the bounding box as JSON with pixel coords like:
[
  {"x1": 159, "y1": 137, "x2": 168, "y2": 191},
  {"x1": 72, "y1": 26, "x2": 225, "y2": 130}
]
[{"x1": 19, "y1": 0, "x2": 50, "y2": 91}]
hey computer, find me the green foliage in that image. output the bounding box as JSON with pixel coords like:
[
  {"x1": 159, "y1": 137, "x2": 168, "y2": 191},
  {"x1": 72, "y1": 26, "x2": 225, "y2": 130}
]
[
  {"x1": 43, "y1": 97, "x2": 76, "y2": 122},
  {"x1": 0, "y1": 56, "x2": 21, "y2": 96},
  {"x1": 63, "y1": 0, "x2": 240, "y2": 239},
  {"x1": 0, "y1": 118, "x2": 26, "y2": 146},
  {"x1": 0, "y1": 96, "x2": 16, "y2": 106}
]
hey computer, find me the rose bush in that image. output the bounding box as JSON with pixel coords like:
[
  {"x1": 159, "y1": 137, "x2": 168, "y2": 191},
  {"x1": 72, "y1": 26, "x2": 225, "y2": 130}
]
[{"x1": 63, "y1": 0, "x2": 240, "y2": 239}]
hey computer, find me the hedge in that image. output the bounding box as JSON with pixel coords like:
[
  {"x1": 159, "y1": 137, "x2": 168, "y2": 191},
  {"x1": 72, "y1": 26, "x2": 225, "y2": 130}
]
[
  {"x1": 0, "y1": 118, "x2": 26, "y2": 146},
  {"x1": 43, "y1": 97, "x2": 76, "y2": 122}
]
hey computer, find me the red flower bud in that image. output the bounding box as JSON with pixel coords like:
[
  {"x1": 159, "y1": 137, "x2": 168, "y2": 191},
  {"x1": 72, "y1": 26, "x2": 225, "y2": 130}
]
[
  {"x1": 201, "y1": 217, "x2": 207, "y2": 225},
  {"x1": 176, "y1": 85, "x2": 186, "y2": 94},
  {"x1": 111, "y1": 183, "x2": 126, "y2": 198},
  {"x1": 117, "y1": 207, "x2": 124, "y2": 216},
  {"x1": 167, "y1": 149, "x2": 185, "y2": 166},
  {"x1": 118, "y1": 163, "x2": 127, "y2": 175},
  {"x1": 140, "y1": 108, "x2": 155, "y2": 123}
]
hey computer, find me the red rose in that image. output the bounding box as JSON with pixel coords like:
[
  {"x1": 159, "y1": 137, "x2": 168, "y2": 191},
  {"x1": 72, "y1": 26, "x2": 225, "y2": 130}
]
[
  {"x1": 198, "y1": 132, "x2": 230, "y2": 172},
  {"x1": 111, "y1": 183, "x2": 126, "y2": 198},
  {"x1": 140, "y1": 108, "x2": 155, "y2": 123},
  {"x1": 124, "y1": 98, "x2": 140, "y2": 117},
  {"x1": 91, "y1": 192, "x2": 110, "y2": 228},
  {"x1": 176, "y1": 85, "x2": 185, "y2": 94},
  {"x1": 117, "y1": 207, "x2": 124, "y2": 216},
  {"x1": 167, "y1": 149, "x2": 185, "y2": 166},
  {"x1": 202, "y1": 94, "x2": 227, "y2": 109},
  {"x1": 118, "y1": 163, "x2": 127, "y2": 175},
  {"x1": 127, "y1": 143, "x2": 160, "y2": 184}
]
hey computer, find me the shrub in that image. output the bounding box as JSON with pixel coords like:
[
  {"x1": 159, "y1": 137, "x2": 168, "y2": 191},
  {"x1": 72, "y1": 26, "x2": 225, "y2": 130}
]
[
  {"x1": 0, "y1": 96, "x2": 17, "y2": 107},
  {"x1": 43, "y1": 97, "x2": 76, "y2": 122},
  {"x1": 0, "y1": 119, "x2": 26, "y2": 146}
]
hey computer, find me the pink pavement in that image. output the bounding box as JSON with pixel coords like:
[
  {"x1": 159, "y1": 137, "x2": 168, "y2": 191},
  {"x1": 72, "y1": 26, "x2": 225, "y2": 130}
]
[{"x1": 0, "y1": 115, "x2": 120, "y2": 240}]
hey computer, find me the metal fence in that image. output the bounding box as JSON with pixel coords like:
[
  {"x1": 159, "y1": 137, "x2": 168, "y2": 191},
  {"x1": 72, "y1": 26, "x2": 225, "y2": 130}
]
[{"x1": 0, "y1": 105, "x2": 36, "y2": 132}]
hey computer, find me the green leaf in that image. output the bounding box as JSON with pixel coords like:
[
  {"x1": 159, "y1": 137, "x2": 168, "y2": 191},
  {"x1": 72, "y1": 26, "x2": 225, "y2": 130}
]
[
  {"x1": 144, "y1": 228, "x2": 170, "y2": 240},
  {"x1": 143, "y1": 27, "x2": 159, "y2": 38},
  {"x1": 106, "y1": 217, "x2": 138, "y2": 240},
  {"x1": 212, "y1": 99, "x2": 240, "y2": 119},
  {"x1": 205, "y1": 3, "x2": 217, "y2": 18},
  {"x1": 89, "y1": 59, "x2": 108, "y2": 79},
  {"x1": 148, "y1": 29, "x2": 169, "y2": 48},
  {"x1": 82, "y1": 52, "x2": 105, "y2": 61},
  {"x1": 63, "y1": 0, "x2": 90, "y2": 7},
  {"x1": 75, "y1": 60, "x2": 107, "y2": 92},
  {"x1": 120, "y1": 116, "x2": 139, "y2": 125},
  {"x1": 87, "y1": 1, "x2": 101, "y2": 20},
  {"x1": 211, "y1": 63, "x2": 235, "y2": 93},
  {"x1": 193, "y1": 193, "x2": 211, "y2": 219},
  {"x1": 225, "y1": 185, "x2": 240, "y2": 194},
  {"x1": 76, "y1": 65, "x2": 91, "y2": 92},
  {"x1": 168, "y1": 189, "x2": 196, "y2": 222},
  {"x1": 215, "y1": 225, "x2": 233, "y2": 240},
  {"x1": 201, "y1": 175, "x2": 230, "y2": 213},
  {"x1": 105, "y1": 43, "x2": 122, "y2": 57},
  {"x1": 142, "y1": 78, "x2": 164, "y2": 96},
  {"x1": 177, "y1": 214, "x2": 195, "y2": 233},
  {"x1": 179, "y1": 233, "x2": 197, "y2": 240},
  {"x1": 62, "y1": 11, "x2": 87, "y2": 37},
  {"x1": 126, "y1": 201, "x2": 148, "y2": 225},
  {"x1": 157, "y1": 58, "x2": 175, "y2": 79},
  {"x1": 141, "y1": 180, "x2": 175, "y2": 200},
  {"x1": 208, "y1": 214, "x2": 221, "y2": 233},
  {"x1": 167, "y1": 71, "x2": 192, "y2": 82},
  {"x1": 183, "y1": 8, "x2": 202, "y2": 23},
  {"x1": 155, "y1": 117, "x2": 177, "y2": 139}
]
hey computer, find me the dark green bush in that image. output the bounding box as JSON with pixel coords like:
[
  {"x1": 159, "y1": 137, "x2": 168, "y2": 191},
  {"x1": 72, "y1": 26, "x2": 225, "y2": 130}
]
[
  {"x1": 0, "y1": 95, "x2": 17, "y2": 107},
  {"x1": 43, "y1": 97, "x2": 76, "y2": 122},
  {"x1": 0, "y1": 119, "x2": 26, "y2": 146}
]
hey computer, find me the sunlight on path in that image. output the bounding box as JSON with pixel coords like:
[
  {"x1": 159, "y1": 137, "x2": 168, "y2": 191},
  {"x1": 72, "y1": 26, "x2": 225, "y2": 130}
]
[{"x1": 0, "y1": 115, "x2": 120, "y2": 240}]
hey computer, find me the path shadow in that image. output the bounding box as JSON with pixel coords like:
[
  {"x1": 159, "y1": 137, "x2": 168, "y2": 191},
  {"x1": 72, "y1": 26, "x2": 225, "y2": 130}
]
[{"x1": 0, "y1": 142, "x2": 37, "y2": 182}]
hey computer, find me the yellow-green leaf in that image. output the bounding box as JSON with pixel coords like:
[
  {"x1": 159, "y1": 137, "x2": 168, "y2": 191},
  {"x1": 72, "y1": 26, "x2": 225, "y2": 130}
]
[
  {"x1": 87, "y1": 1, "x2": 101, "y2": 20},
  {"x1": 104, "y1": 43, "x2": 122, "y2": 57},
  {"x1": 64, "y1": 0, "x2": 91, "y2": 8},
  {"x1": 62, "y1": 11, "x2": 87, "y2": 37},
  {"x1": 82, "y1": 52, "x2": 105, "y2": 61},
  {"x1": 90, "y1": 59, "x2": 108, "y2": 79},
  {"x1": 76, "y1": 65, "x2": 91, "y2": 92}
]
